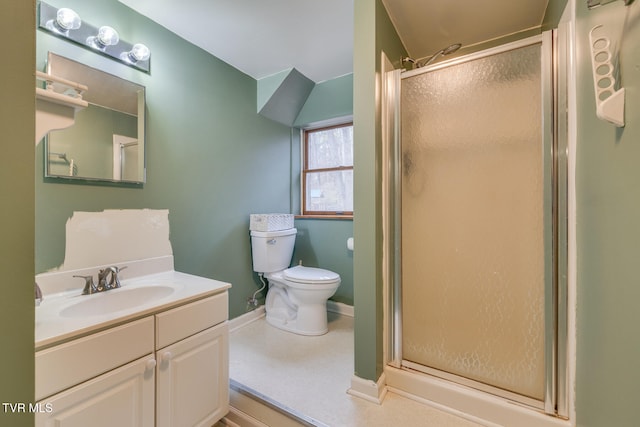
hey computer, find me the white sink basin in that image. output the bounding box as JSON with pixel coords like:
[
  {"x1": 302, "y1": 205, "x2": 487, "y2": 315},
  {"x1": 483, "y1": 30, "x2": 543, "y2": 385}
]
[
  {"x1": 60, "y1": 285, "x2": 175, "y2": 318},
  {"x1": 36, "y1": 269, "x2": 232, "y2": 348}
]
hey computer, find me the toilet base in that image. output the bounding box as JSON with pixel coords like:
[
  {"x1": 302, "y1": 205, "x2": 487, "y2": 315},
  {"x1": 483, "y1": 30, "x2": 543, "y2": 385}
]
[
  {"x1": 265, "y1": 285, "x2": 329, "y2": 336},
  {"x1": 266, "y1": 311, "x2": 328, "y2": 336}
]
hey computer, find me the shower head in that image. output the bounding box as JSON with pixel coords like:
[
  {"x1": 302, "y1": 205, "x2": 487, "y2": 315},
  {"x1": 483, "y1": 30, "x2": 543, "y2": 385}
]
[
  {"x1": 441, "y1": 43, "x2": 463, "y2": 55},
  {"x1": 417, "y1": 43, "x2": 462, "y2": 68}
]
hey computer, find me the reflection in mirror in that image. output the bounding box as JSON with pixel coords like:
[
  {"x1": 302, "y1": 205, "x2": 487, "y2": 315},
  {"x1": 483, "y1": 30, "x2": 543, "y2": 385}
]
[{"x1": 45, "y1": 53, "x2": 146, "y2": 184}]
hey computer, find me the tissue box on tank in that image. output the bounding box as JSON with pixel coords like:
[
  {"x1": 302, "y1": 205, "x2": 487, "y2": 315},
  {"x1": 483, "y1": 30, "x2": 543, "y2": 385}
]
[{"x1": 249, "y1": 214, "x2": 294, "y2": 232}]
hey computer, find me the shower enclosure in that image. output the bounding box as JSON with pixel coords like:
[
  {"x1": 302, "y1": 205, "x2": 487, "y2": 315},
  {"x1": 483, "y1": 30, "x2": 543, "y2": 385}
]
[{"x1": 384, "y1": 32, "x2": 569, "y2": 420}]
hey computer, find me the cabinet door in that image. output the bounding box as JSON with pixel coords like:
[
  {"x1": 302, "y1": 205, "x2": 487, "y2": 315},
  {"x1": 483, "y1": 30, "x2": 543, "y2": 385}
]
[
  {"x1": 36, "y1": 355, "x2": 156, "y2": 427},
  {"x1": 156, "y1": 322, "x2": 229, "y2": 427}
]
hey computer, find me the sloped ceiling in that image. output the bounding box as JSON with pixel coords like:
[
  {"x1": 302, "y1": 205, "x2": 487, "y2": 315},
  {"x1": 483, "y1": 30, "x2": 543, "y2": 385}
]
[{"x1": 119, "y1": 0, "x2": 551, "y2": 83}]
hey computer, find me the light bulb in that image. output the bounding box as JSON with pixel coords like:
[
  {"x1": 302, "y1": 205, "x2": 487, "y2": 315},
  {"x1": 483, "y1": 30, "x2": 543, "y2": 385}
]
[
  {"x1": 46, "y1": 7, "x2": 81, "y2": 34},
  {"x1": 97, "y1": 26, "x2": 119, "y2": 46},
  {"x1": 87, "y1": 26, "x2": 119, "y2": 50},
  {"x1": 56, "y1": 8, "x2": 81, "y2": 31},
  {"x1": 121, "y1": 43, "x2": 151, "y2": 63},
  {"x1": 129, "y1": 43, "x2": 151, "y2": 61}
]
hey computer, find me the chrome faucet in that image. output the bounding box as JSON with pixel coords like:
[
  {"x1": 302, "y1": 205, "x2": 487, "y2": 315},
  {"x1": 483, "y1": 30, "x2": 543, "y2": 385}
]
[
  {"x1": 74, "y1": 274, "x2": 98, "y2": 295},
  {"x1": 74, "y1": 265, "x2": 127, "y2": 295},
  {"x1": 98, "y1": 265, "x2": 127, "y2": 291}
]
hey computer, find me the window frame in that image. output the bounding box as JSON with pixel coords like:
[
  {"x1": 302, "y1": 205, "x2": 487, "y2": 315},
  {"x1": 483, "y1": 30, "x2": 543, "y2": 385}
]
[{"x1": 301, "y1": 122, "x2": 354, "y2": 218}]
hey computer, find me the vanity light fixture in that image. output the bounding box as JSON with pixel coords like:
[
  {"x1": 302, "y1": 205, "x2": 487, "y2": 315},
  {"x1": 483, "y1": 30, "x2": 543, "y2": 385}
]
[
  {"x1": 38, "y1": 1, "x2": 151, "y2": 73},
  {"x1": 86, "y1": 26, "x2": 120, "y2": 51}
]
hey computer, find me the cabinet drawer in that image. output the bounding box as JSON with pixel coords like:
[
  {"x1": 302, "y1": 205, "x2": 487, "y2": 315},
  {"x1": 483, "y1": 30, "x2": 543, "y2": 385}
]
[
  {"x1": 156, "y1": 292, "x2": 228, "y2": 349},
  {"x1": 36, "y1": 316, "x2": 154, "y2": 401}
]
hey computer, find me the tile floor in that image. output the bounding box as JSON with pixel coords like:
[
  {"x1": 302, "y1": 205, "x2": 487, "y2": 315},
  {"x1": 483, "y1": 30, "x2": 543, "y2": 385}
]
[{"x1": 229, "y1": 311, "x2": 485, "y2": 427}]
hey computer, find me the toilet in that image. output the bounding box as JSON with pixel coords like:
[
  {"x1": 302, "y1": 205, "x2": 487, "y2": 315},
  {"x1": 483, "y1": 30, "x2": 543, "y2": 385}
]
[{"x1": 250, "y1": 227, "x2": 341, "y2": 336}]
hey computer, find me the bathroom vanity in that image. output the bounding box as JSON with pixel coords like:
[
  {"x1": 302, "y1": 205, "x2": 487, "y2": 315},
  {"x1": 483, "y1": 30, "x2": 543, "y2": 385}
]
[{"x1": 35, "y1": 266, "x2": 231, "y2": 427}]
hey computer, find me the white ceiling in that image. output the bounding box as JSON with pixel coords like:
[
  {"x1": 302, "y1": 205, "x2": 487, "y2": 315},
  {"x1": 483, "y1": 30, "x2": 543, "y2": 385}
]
[
  {"x1": 119, "y1": 0, "x2": 550, "y2": 83},
  {"x1": 119, "y1": 0, "x2": 354, "y2": 83},
  {"x1": 383, "y1": 0, "x2": 550, "y2": 63}
]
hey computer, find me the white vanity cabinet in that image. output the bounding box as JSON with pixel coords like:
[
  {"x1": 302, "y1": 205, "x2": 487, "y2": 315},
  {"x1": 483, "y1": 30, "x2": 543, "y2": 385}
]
[{"x1": 35, "y1": 291, "x2": 229, "y2": 427}]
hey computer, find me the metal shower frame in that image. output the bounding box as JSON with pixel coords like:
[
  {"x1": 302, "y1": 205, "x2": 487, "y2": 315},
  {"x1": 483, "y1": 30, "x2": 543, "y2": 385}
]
[{"x1": 383, "y1": 30, "x2": 570, "y2": 419}]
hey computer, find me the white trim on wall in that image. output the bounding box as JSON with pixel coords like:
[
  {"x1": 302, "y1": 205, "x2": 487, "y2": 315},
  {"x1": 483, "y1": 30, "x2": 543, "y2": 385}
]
[{"x1": 347, "y1": 373, "x2": 388, "y2": 404}]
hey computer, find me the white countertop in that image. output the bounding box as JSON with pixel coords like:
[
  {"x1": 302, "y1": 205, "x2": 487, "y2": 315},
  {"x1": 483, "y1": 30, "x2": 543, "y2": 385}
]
[{"x1": 36, "y1": 270, "x2": 231, "y2": 349}]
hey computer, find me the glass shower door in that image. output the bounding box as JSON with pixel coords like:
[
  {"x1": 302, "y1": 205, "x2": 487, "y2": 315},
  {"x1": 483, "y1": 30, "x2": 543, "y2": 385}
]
[{"x1": 400, "y1": 42, "x2": 548, "y2": 402}]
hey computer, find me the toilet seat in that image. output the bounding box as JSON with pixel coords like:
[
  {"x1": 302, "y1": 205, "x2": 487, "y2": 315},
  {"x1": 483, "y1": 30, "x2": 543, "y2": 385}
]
[{"x1": 283, "y1": 265, "x2": 340, "y2": 285}]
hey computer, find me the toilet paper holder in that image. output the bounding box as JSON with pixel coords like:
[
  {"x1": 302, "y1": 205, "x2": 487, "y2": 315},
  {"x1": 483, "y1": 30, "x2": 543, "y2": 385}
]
[{"x1": 347, "y1": 237, "x2": 354, "y2": 251}]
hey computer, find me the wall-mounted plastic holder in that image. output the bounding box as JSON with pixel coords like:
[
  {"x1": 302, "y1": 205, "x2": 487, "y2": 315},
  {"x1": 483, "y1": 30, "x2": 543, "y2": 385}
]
[{"x1": 589, "y1": 25, "x2": 625, "y2": 127}]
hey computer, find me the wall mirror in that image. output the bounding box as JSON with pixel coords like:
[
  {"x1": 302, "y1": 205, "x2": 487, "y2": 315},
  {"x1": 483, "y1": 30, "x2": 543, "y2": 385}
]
[{"x1": 45, "y1": 52, "x2": 146, "y2": 184}]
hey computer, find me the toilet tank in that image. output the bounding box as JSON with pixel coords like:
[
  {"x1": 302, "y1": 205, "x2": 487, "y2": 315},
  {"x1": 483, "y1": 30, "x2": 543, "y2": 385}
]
[{"x1": 250, "y1": 228, "x2": 297, "y2": 273}]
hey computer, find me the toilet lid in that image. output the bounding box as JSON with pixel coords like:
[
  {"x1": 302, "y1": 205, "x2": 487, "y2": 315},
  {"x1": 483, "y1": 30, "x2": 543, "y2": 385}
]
[{"x1": 283, "y1": 266, "x2": 340, "y2": 284}]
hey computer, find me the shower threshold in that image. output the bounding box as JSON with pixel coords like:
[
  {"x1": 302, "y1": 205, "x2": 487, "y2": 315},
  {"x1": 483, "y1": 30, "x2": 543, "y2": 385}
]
[{"x1": 384, "y1": 366, "x2": 571, "y2": 427}]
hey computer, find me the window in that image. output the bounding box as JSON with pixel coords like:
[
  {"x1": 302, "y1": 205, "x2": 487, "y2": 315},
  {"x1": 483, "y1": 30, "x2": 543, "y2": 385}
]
[{"x1": 302, "y1": 123, "x2": 353, "y2": 217}]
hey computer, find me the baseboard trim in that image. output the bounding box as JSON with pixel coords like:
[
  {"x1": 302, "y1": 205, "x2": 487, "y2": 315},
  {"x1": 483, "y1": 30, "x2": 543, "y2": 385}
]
[
  {"x1": 347, "y1": 373, "x2": 387, "y2": 405},
  {"x1": 230, "y1": 302, "x2": 352, "y2": 333},
  {"x1": 229, "y1": 306, "x2": 266, "y2": 332},
  {"x1": 327, "y1": 301, "x2": 354, "y2": 317}
]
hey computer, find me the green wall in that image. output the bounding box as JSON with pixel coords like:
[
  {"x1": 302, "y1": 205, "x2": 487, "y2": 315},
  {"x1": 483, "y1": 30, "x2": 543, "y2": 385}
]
[
  {"x1": 294, "y1": 74, "x2": 353, "y2": 127},
  {"x1": 291, "y1": 74, "x2": 355, "y2": 306},
  {"x1": 575, "y1": 1, "x2": 640, "y2": 426},
  {"x1": 292, "y1": 218, "x2": 353, "y2": 304},
  {"x1": 543, "y1": 0, "x2": 570, "y2": 31},
  {"x1": 353, "y1": 0, "x2": 406, "y2": 381},
  {"x1": 0, "y1": 1, "x2": 35, "y2": 425},
  {"x1": 35, "y1": 0, "x2": 293, "y2": 319}
]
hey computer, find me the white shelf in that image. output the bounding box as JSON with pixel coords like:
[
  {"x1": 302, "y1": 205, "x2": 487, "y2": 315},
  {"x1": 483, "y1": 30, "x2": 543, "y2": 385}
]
[
  {"x1": 35, "y1": 70, "x2": 89, "y2": 143},
  {"x1": 36, "y1": 87, "x2": 88, "y2": 109}
]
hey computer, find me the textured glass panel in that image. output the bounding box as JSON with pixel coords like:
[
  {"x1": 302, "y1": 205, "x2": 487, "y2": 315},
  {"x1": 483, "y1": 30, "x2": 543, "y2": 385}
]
[
  {"x1": 307, "y1": 126, "x2": 353, "y2": 169},
  {"x1": 400, "y1": 44, "x2": 545, "y2": 400},
  {"x1": 305, "y1": 170, "x2": 353, "y2": 212}
]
